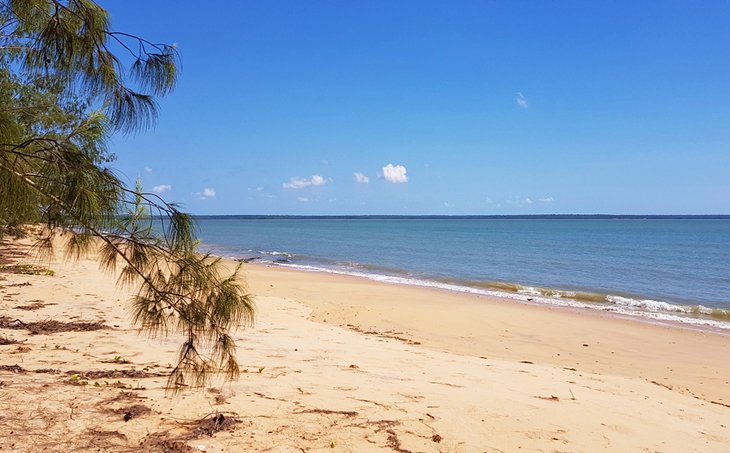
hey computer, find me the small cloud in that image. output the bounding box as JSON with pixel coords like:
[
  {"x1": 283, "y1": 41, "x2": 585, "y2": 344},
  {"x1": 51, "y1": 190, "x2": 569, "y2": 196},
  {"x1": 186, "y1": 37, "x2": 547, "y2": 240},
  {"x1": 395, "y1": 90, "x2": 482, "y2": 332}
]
[
  {"x1": 516, "y1": 92, "x2": 528, "y2": 109},
  {"x1": 253, "y1": 186, "x2": 276, "y2": 199},
  {"x1": 539, "y1": 196, "x2": 554, "y2": 203},
  {"x1": 152, "y1": 184, "x2": 171, "y2": 193},
  {"x1": 144, "y1": 167, "x2": 153, "y2": 173},
  {"x1": 321, "y1": 159, "x2": 329, "y2": 166},
  {"x1": 353, "y1": 172, "x2": 370, "y2": 184},
  {"x1": 195, "y1": 187, "x2": 216, "y2": 200},
  {"x1": 506, "y1": 197, "x2": 533, "y2": 207},
  {"x1": 381, "y1": 164, "x2": 408, "y2": 183},
  {"x1": 282, "y1": 174, "x2": 327, "y2": 189},
  {"x1": 444, "y1": 202, "x2": 452, "y2": 208},
  {"x1": 297, "y1": 197, "x2": 309, "y2": 202}
]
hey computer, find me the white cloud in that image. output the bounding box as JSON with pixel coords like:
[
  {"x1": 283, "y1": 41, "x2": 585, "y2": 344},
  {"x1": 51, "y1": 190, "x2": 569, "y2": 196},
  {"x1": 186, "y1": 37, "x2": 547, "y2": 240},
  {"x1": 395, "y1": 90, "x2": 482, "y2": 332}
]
[
  {"x1": 540, "y1": 196, "x2": 554, "y2": 203},
  {"x1": 507, "y1": 197, "x2": 533, "y2": 207},
  {"x1": 518, "y1": 197, "x2": 533, "y2": 206},
  {"x1": 255, "y1": 186, "x2": 264, "y2": 192},
  {"x1": 381, "y1": 164, "x2": 408, "y2": 183},
  {"x1": 516, "y1": 92, "x2": 528, "y2": 109},
  {"x1": 144, "y1": 167, "x2": 153, "y2": 173},
  {"x1": 195, "y1": 187, "x2": 216, "y2": 200},
  {"x1": 282, "y1": 174, "x2": 327, "y2": 189},
  {"x1": 297, "y1": 197, "x2": 309, "y2": 202},
  {"x1": 353, "y1": 172, "x2": 369, "y2": 184},
  {"x1": 152, "y1": 184, "x2": 171, "y2": 193},
  {"x1": 321, "y1": 159, "x2": 329, "y2": 166}
]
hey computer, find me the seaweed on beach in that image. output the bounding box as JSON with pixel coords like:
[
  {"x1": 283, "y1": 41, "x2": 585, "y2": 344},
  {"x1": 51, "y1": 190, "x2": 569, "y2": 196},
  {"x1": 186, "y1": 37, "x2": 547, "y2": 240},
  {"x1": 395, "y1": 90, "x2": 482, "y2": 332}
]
[
  {"x1": 294, "y1": 408, "x2": 359, "y2": 417},
  {"x1": 0, "y1": 365, "x2": 63, "y2": 374},
  {"x1": 0, "y1": 365, "x2": 164, "y2": 383},
  {"x1": 187, "y1": 412, "x2": 240, "y2": 437},
  {"x1": 0, "y1": 364, "x2": 25, "y2": 373},
  {"x1": 0, "y1": 335, "x2": 20, "y2": 345},
  {"x1": 66, "y1": 369, "x2": 164, "y2": 379},
  {"x1": 385, "y1": 429, "x2": 417, "y2": 453},
  {"x1": 13, "y1": 301, "x2": 48, "y2": 310},
  {"x1": 0, "y1": 316, "x2": 106, "y2": 334},
  {"x1": 0, "y1": 263, "x2": 54, "y2": 276},
  {"x1": 138, "y1": 434, "x2": 195, "y2": 453},
  {"x1": 81, "y1": 428, "x2": 129, "y2": 451},
  {"x1": 138, "y1": 412, "x2": 241, "y2": 452},
  {"x1": 534, "y1": 395, "x2": 560, "y2": 401},
  {"x1": 4, "y1": 281, "x2": 32, "y2": 288},
  {"x1": 111, "y1": 403, "x2": 151, "y2": 421}
]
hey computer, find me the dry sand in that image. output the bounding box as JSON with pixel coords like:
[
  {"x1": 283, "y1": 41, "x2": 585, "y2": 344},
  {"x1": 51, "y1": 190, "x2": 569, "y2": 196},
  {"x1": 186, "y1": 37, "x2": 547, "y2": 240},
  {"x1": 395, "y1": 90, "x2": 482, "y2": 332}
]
[{"x1": 1, "y1": 237, "x2": 728, "y2": 452}]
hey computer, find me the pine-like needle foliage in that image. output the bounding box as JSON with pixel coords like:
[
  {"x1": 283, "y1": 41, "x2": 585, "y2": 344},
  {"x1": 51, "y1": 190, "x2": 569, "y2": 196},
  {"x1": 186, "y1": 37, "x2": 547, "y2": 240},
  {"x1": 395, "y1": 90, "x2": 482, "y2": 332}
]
[{"x1": 0, "y1": 0, "x2": 255, "y2": 393}]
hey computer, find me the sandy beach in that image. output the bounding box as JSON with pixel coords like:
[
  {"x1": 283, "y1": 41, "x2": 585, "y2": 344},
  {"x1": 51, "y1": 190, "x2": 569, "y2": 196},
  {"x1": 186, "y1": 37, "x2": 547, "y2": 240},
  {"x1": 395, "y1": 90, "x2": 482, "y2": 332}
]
[{"x1": 1, "y1": 236, "x2": 729, "y2": 452}]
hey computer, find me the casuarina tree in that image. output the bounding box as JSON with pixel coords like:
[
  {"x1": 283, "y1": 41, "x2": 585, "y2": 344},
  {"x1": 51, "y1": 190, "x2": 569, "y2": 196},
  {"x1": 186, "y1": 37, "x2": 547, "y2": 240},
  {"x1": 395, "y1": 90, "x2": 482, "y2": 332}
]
[{"x1": 0, "y1": 0, "x2": 254, "y2": 393}]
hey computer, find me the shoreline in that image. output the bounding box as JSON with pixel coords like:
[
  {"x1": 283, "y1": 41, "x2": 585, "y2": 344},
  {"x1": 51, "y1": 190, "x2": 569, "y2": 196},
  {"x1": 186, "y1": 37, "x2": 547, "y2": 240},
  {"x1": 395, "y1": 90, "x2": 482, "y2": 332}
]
[
  {"x1": 264, "y1": 261, "x2": 730, "y2": 333},
  {"x1": 276, "y1": 262, "x2": 730, "y2": 336},
  {"x1": 2, "y1": 236, "x2": 729, "y2": 451},
  {"x1": 242, "y1": 261, "x2": 730, "y2": 405}
]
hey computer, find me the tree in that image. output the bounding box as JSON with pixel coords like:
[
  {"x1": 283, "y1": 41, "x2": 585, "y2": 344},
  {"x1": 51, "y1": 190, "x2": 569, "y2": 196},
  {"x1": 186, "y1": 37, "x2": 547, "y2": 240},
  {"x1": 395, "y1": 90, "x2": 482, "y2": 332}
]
[{"x1": 0, "y1": 0, "x2": 254, "y2": 392}]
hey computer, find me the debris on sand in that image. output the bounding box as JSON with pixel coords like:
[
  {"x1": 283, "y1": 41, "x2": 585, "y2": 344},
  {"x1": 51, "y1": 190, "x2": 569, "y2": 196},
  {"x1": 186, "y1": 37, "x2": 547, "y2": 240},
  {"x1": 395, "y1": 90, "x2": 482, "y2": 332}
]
[
  {"x1": 112, "y1": 404, "x2": 151, "y2": 422},
  {"x1": 0, "y1": 335, "x2": 20, "y2": 345},
  {"x1": 0, "y1": 316, "x2": 106, "y2": 334},
  {"x1": 138, "y1": 412, "x2": 241, "y2": 452}
]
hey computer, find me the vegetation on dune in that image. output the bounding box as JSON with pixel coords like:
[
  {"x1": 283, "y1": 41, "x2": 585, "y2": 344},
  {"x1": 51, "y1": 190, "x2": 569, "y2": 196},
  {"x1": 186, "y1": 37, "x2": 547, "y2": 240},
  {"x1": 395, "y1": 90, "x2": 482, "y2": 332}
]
[{"x1": 0, "y1": 0, "x2": 254, "y2": 393}]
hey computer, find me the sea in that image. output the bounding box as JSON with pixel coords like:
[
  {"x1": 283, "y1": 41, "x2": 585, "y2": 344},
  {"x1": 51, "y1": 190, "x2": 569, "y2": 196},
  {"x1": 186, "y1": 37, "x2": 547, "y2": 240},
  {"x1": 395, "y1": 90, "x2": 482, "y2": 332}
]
[{"x1": 193, "y1": 216, "x2": 730, "y2": 332}]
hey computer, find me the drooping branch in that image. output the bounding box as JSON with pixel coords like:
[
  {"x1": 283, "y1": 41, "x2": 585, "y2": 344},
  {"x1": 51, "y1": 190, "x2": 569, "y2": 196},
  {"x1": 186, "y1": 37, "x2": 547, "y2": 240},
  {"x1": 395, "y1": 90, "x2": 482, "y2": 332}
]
[{"x1": 1, "y1": 155, "x2": 255, "y2": 392}]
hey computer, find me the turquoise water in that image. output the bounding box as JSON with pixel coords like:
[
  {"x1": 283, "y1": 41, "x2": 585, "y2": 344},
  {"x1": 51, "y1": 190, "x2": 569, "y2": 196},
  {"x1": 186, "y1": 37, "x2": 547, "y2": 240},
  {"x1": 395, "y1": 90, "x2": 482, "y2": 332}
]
[{"x1": 194, "y1": 217, "x2": 730, "y2": 330}]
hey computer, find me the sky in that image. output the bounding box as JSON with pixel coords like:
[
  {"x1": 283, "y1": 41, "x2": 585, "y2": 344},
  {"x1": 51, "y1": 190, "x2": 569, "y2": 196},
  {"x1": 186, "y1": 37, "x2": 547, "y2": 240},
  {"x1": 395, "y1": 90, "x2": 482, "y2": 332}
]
[{"x1": 100, "y1": 1, "x2": 730, "y2": 215}]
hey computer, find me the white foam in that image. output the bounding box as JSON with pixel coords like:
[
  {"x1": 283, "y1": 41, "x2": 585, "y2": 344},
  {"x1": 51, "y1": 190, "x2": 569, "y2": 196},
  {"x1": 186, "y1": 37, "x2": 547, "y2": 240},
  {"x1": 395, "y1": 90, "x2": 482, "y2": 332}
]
[
  {"x1": 257, "y1": 250, "x2": 293, "y2": 258},
  {"x1": 607, "y1": 295, "x2": 691, "y2": 313},
  {"x1": 517, "y1": 287, "x2": 541, "y2": 296}
]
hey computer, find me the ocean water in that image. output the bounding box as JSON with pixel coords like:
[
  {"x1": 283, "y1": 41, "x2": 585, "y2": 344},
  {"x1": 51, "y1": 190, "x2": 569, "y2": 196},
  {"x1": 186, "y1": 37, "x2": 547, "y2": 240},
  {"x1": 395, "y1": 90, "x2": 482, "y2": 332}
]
[{"x1": 194, "y1": 216, "x2": 730, "y2": 331}]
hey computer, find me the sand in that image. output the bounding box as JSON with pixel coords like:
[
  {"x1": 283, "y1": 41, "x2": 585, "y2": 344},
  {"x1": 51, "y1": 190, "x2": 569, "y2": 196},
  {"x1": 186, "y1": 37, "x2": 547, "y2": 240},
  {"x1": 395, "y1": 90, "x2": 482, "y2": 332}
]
[{"x1": 1, "y1": 237, "x2": 728, "y2": 452}]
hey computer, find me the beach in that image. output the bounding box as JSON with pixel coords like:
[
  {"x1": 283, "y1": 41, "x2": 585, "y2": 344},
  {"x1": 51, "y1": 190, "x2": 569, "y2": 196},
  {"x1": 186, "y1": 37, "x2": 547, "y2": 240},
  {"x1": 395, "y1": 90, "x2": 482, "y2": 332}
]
[{"x1": 1, "y1": 236, "x2": 729, "y2": 452}]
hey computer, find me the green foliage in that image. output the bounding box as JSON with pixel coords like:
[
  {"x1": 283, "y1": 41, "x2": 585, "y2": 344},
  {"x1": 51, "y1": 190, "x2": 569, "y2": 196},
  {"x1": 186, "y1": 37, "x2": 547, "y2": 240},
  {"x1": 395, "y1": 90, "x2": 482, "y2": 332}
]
[{"x1": 0, "y1": 0, "x2": 255, "y2": 393}]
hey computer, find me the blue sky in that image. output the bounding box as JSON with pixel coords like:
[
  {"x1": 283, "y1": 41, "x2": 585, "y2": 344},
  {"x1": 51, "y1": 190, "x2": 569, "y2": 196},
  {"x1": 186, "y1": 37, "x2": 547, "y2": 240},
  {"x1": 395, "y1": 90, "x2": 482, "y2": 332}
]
[{"x1": 102, "y1": 1, "x2": 730, "y2": 215}]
